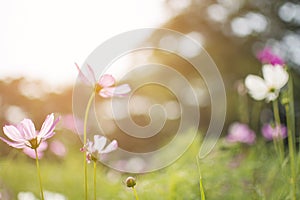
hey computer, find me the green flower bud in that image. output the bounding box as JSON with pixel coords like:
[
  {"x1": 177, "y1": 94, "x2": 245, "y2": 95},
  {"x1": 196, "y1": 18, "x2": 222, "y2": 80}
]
[{"x1": 126, "y1": 176, "x2": 136, "y2": 188}]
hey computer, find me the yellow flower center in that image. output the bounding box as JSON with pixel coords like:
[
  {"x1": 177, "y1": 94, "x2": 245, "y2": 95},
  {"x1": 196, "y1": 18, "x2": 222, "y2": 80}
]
[
  {"x1": 28, "y1": 137, "x2": 41, "y2": 149},
  {"x1": 94, "y1": 84, "x2": 103, "y2": 94}
]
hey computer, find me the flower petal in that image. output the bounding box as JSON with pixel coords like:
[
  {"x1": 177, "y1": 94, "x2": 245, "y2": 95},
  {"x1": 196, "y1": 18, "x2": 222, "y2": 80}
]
[
  {"x1": 94, "y1": 135, "x2": 107, "y2": 152},
  {"x1": 98, "y1": 74, "x2": 115, "y2": 87},
  {"x1": 100, "y1": 140, "x2": 118, "y2": 154},
  {"x1": 0, "y1": 137, "x2": 25, "y2": 148},
  {"x1": 99, "y1": 84, "x2": 131, "y2": 98},
  {"x1": 20, "y1": 119, "x2": 37, "y2": 140},
  {"x1": 245, "y1": 75, "x2": 268, "y2": 100},
  {"x1": 39, "y1": 114, "x2": 60, "y2": 139},
  {"x1": 262, "y1": 64, "x2": 288, "y2": 89},
  {"x1": 75, "y1": 63, "x2": 93, "y2": 86},
  {"x1": 3, "y1": 125, "x2": 25, "y2": 142}
]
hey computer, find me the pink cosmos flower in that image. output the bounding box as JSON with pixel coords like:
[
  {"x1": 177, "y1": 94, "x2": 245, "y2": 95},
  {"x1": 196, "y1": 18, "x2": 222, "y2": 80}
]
[
  {"x1": 75, "y1": 63, "x2": 131, "y2": 98},
  {"x1": 261, "y1": 123, "x2": 287, "y2": 140},
  {"x1": 226, "y1": 122, "x2": 256, "y2": 145},
  {"x1": 60, "y1": 114, "x2": 84, "y2": 134},
  {"x1": 23, "y1": 141, "x2": 48, "y2": 159},
  {"x1": 50, "y1": 140, "x2": 67, "y2": 157},
  {"x1": 0, "y1": 113, "x2": 60, "y2": 150},
  {"x1": 257, "y1": 47, "x2": 284, "y2": 66},
  {"x1": 81, "y1": 135, "x2": 118, "y2": 163}
]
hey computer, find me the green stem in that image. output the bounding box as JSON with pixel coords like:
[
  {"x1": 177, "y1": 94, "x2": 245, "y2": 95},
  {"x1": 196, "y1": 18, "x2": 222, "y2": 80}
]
[
  {"x1": 35, "y1": 149, "x2": 44, "y2": 200},
  {"x1": 196, "y1": 156, "x2": 206, "y2": 200},
  {"x1": 272, "y1": 99, "x2": 284, "y2": 164},
  {"x1": 94, "y1": 161, "x2": 97, "y2": 200},
  {"x1": 284, "y1": 69, "x2": 297, "y2": 200},
  {"x1": 285, "y1": 103, "x2": 297, "y2": 200},
  {"x1": 83, "y1": 92, "x2": 96, "y2": 200},
  {"x1": 132, "y1": 187, "x2": 139, "y2": 200}
]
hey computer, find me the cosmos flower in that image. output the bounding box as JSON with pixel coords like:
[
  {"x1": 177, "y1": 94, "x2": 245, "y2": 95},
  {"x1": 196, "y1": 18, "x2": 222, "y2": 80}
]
[
  {"x1": 245, "y1": 64, "x2": 289, "y2": 101},
  {"x1": 226, "y1": 122, "x2": 256, "y2": 145},
  {"x1": 257, "y1": 47, "x2": 284, "y2": 66},
  {"x1": 81, "y1": 135, "x2": 118, "y2": 163},
  {"x1": 50, "y1": 140, "x2": 67, "y2": 157},
  {"x1": 261, "y1": 123, "x2": 287, "y2": 141},
  {"x1": 0, "y1": 113, "x2": 60, "y2": 150},
  {"x1": 75, "y1": 63, "x2": 131, "y2": 98}
]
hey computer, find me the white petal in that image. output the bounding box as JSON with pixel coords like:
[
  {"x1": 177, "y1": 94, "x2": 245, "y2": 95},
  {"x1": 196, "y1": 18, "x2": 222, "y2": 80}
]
[
  {"x1": 262, "y1": 64, "x2": 288, "y2": 89},
  {"x1": 245, "y1": 75, "x2": 268, "y2": 100},
  {"x1": 100, "y1": 140, "x2": 118, "y2": 154},
  {"x1": 94, "y1": 135, "x2": 107, "y2": 152}
]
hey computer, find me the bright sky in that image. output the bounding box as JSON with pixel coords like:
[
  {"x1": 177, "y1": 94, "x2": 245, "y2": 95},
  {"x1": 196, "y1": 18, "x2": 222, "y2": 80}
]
[{"x1": 0, "y1": 0, "x2": 173, "y2": 88}]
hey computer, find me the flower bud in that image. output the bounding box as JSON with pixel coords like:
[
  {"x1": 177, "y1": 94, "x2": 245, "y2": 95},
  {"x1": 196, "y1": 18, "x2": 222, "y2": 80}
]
[{"x1": 126, "y1": 176, "x2": 136, "y2": 188}]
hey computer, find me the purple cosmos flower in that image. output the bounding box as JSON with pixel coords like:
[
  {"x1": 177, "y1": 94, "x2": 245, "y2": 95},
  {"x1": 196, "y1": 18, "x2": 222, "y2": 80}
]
[
  {"x1": 261, "y1": 123, "x2": 287, "y2": 140},
  {"x1": 226, "y1": 122, "x2": 256, "y2": 144},
  {"x1": 81, "y1": 135, "x2": 118, "y2": 163},
  {"x1": 75, "y1": 63, "x2": 131, "y2": 98},
  {"x1": 0, "y1": 113, "x2": 60, "y2": 150},
  {"x1": 257, "y1": 47, "x2": 285, "y2": 66}
]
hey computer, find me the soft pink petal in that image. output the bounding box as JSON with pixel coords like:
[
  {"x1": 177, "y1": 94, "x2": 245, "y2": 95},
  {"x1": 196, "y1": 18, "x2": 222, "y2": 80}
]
[
  {"x1": 100, "y1": 140, "x2": 118, "y2": 154},
  {"x1": 38, "y1": 113, "x2": 54, "y2": 138},
  {"x1": 50, "y1": 140, "x2": 67, "y2": 157},
  {"x1": 0, "y1": 137, "x2": 25, "y2": 148},
  {"x1": 20, "y1": 119, "x2": 37, "y2": 140},
  {"x1": 98, "y1": 74, "x2": 115, "y2": 87},
  {"x1": 39, "y1": 114, "x2": 60, "y2": 139},
  {"x1": 99, "y1": 84, "x2": 131, "y2": 98},
  {"x1": 3, "y1": 125, "x2": 25, "y2": 142},
  {"x1": 23, "y1": 142, "x2": 48, "y2": 159},
  {"x1": 86, "y1": 64, "x2": 97, "y2": 83},
  {"x1": 75, "y1": 63, "x2": 93, "y2": 86}
]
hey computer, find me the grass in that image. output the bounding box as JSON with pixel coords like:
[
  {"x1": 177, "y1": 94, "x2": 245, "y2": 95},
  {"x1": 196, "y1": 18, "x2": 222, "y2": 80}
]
[{"x1": 0, "y1": 132, "x2": 299, "y2": 199}]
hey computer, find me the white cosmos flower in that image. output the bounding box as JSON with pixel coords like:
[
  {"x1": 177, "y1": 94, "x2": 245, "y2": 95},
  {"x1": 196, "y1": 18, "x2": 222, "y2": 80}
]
[{"x1": 245, "y1": 64, "x2": 289, "y2": 101}]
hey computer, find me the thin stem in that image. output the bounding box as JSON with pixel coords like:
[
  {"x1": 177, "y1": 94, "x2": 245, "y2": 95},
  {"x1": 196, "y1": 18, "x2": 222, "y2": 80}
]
[
  {"x1": 284, "y1": 69, "x2": 297, "y2": 200},
  {"x1": 272, "y1": 99, "x2": 284, "y2": 163},
  {"x1": 196, "y1": 156, "x2": 206, "y2": 200},
  {"x1": 83, "y1": 92, "x2": 96, "y2": 200},
  {"x1": 132, "y1": 187, "x2": 139, "y2": 200},
  {"x1": 94, "y1": 161, "x2": 97, "y2": 200},
  {"x1": 285, "y1": 103, "x2": 297, "y2": 200},
  {"x1": 35, "y1": 149, "x2": 45, "y2": 200}
]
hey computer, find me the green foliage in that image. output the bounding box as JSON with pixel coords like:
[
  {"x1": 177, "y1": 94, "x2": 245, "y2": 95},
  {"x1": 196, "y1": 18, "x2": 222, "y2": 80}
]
[{"x1": 0, "y1": 134, "x2": 299, "y2": 199}]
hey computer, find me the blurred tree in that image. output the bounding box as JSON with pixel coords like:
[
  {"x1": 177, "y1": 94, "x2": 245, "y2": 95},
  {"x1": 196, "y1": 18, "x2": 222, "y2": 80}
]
[{"x1": 155, "y1": 0, "x2": 300, "y2": 132}]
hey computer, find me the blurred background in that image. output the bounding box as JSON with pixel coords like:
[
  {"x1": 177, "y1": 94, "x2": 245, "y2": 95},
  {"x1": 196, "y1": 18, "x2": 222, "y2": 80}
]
[
  {"x1": 1, "y1": 0, "x2": 300, "y2": 162},
  {"x1": 1, "y1": 0, "x2": 300, "y2": 199}
]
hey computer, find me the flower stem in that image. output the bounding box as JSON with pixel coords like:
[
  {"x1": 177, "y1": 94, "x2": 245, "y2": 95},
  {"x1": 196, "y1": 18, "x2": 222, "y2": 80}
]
[
  {"x1": 93, "y1": 161, "x2": 97, "y2": 200},
  {"x1": 83, "y1": 92, "x2": 96, "y2": 200},
  {"x1": 282, "y1": 69, "x2": 297, "y2": 200},
  {"x1": 272, "y1": 99, "x2": 284, "y2": 164},
  {"x1": 196, "y1": 156, "x2": 206, "y2": 200},
  {"x1": 132, "y1": 187, "x2": 139, "y2": 200},
  {"x1": 34, "y1": 149, "x2": 45, "y2": 200}
]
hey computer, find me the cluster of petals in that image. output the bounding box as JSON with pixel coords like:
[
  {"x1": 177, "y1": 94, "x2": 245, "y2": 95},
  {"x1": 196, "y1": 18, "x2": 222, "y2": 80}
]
[
  {"x1": 0, "y1": 113, "x2": 60, "y2": 150},
  {"x1": 257, "y1": 47, "x2": 284, "y2": 66},
  {"x1": 261, "y1": 123, "x2": 287, "y2": 141},
  {"x1": 226, "y1": 122, "x2": 256, "y2": 145},
  {"x1": 245, "y1": 64, "x2": 289, "y2": 101},
  {"x1": 75, "y1": 63, "x2": 131, "y2": 98},
  {"x1": 82, "y1": 135, "x2": 118, "y2": 163}
]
